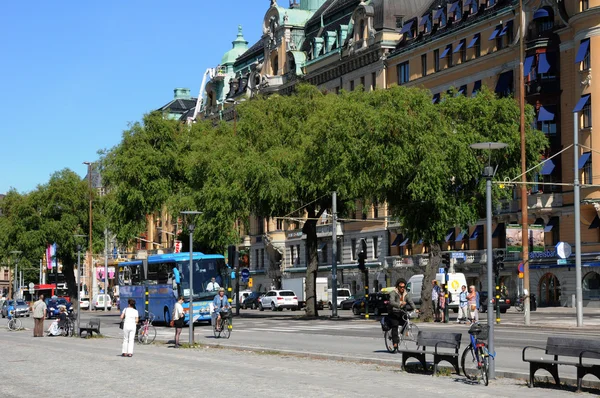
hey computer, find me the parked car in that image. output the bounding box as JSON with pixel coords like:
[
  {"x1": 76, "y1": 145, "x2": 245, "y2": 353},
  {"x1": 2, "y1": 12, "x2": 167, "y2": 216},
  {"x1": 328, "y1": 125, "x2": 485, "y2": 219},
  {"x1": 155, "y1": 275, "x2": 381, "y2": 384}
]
[
  {"x1": 351, "y1": 293, "x2": 390, "y2": 316},
  {"x1": 478, "y1": 292, "x2": 511, "y2": 313},
  {"x1": 339, "y1": 295, "x2": 360, "y2": 310},
  {"x1": 259, "y1": 290, "x2": 299, "y2": 311},
  {"x1": 92, "y1": 294, "x2": 112, "y2": 311},
  {"x1": 242, "y1": 292, "x2": 264, "y2": 310},
  {"x1": 79, "y1": 297, "x2": 90, "y2": 310},
  {"x1": 1, "y1": 300, "x2": 30, "y2": 318},
  {"x1": 56, "y1": 298, "x2": 73, "y2": 313}
]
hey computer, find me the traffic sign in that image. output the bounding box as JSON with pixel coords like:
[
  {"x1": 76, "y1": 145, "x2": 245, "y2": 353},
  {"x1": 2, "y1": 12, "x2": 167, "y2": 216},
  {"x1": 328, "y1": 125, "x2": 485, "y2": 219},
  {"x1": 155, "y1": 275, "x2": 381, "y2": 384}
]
[
  {"x1": 28, "y1": 282, "x2": 35, "y2": 291},
  {"x1": 241, "y1": 268, "x2": 250, "y2": 282},
  {"x1": 451, "y1": 252, "x2": 466, "y2": 259},
  {"x1": 557, "y1": 259, "x2": 567, "y2": 265},
  {"x1": 518, "y1": 272, "x2": 524, "y2": 279},
  {"x1": 518, "y1": 263, "x2": 524, "y2": 273},
  {"x1": 248, "y1": 278, "x2": 253, "y2": 288}
]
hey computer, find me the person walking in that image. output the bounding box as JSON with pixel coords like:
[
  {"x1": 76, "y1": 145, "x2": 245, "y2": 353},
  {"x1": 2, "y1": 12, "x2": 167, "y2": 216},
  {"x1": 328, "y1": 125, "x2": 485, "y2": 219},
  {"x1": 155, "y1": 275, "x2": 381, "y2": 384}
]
[
  {"x1": 458, "y1": 285, "x2": 469, "y2": 324},
  {"x1": 120, "y1": 299, "x2": 139, "y2": 357},
  {"x1": 467, "y1": 285, "x2": 479, "y2": 324},
  {"x1": 439, "y1": 285, "x2": 446, "y2": 323},
  {"x1": 206, "y1": 277, "x2": 220, "y2": 292},
  {"x1": 431, "y1": 280, "x2": 440, "y2": 322},
  {"x1": 32, "y1": 294, "x2": 47, "y2": 337},
  {"x1": 173, "y1": 296, "x2": 185, "y2": 348}
]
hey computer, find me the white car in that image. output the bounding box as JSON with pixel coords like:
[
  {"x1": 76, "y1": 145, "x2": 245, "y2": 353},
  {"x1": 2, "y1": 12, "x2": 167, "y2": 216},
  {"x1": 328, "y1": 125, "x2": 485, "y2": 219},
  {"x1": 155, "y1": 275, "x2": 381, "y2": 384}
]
[
  {"x1": 91, "y1": 294, "x2": 112, "y2": 311},
  {"x1": 79, "y1": 297, "x2": 90, "y2": 310},
  {"x1": 259, "y1": 290, "x2": 298, "y2": 311}
]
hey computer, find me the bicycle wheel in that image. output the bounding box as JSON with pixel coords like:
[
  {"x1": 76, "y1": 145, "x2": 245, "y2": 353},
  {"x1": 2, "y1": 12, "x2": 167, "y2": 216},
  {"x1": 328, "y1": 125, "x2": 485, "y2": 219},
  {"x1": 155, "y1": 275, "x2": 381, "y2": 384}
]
[
  {"x1": 401, "y1": 323, "x2": 419, "y2": 347},
  {"x1": 13, "y1": 318, "x2": 22, "y2": 331},
  {"x1": 138, "y1": 325, "x2": 156, "y2": 344},
  {"x1": 213, "y1": 319, "x2": 222, "y2": 338},
  {"x1": 481, "y1": 353, "x2": 489, "y2": 386},
  {"x1": 222, "y1": 318, "x2": 232, "y2": 339},
  {"x1": 461, "y1": 344, "x2": 480, "y2": 380},
  {"x1": 384, "y1": 330, "x2": 396, "y2": 353}
]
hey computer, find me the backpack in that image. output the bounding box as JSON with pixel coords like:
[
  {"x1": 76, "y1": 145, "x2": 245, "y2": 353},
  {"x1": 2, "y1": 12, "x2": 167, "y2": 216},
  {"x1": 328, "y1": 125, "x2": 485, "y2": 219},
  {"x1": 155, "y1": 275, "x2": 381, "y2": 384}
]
[{"x1": 380, "y1": 316, "x2": 391, "y2": 332}]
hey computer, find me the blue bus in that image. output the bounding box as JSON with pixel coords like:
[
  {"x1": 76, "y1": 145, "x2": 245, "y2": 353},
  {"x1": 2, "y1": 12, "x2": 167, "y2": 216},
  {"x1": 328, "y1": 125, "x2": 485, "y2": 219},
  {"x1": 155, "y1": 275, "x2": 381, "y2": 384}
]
[{"x1": 118, "y1": 252, "x2": 229, "y2": 324}]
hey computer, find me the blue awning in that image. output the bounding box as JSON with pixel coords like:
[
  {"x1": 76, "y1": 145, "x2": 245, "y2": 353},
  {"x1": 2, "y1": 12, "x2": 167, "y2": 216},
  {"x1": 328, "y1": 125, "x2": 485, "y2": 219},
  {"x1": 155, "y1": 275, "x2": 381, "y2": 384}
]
[
  {"x1": 499, "y1": 21, "x2": 513, "y2": 36},
  {"x1": 449, "y1": 2, "x2": 460, "y2": 13},
  {"x1": 573, "y1": 95, "x2": 591, "y2": 113},
  {"x1": 533, "y1": 8, "x2": 550, "y2": 19},
  {"x1": 523, "y1": 55, "x2": 534, "y2": 76},
  {"x1": 470, "y1": 225, "x2": 483, "y2": 240},
  {"x1": 464, "y1": 0, "x2": 475, "y2": 6},
  {"x1": 538, "y1": 53, "x2": 551, "y2": 74},
  {"x1": 544, "y1": 218, "x2": 557, "y2": 232},
  {"x1": 434, "y1": 8, "x2": 445, "y2": 20},
  {"x1": 489, "y1": 25, "x2": 502, "y2": 41},
  {"x1": 538, "y1": 106, "x2": 555, "y2": 122},
  {"x1": 391, "y1": 234, "x2": 403, "y2": 247},
  {"x1": 456, "y1": 230, "x2": 467, "y2": 241},
  {"x1": 575, "y1": 39, "x2": 590, "y2": 64},
  {"x1": 492, "y1": 223, "x2": 504, "y2": 238},
  {"x1": 454, "y1": 41, "x2": 464, "y2": 53},
  {"x1": 495, "y1": 71, "x2": 513, "y2": 95},
  {"x1": 399, "y1": 237, "x2": 410, "y2": 246},
  {"x1": 440, "y1": 46, "x2": 451, "y2": 58},
  {"x1": 400, "y1": 21, "x2": 414, "y2": 34},
  {"x1": 540, "y1": 159, "x2": 555, "y2": 175},
  {"x1": 457, "y1": 85, "x2": 467, "y2": 96},
  {"x1": 589, "y1": 215, "x2": 600, "y2": 230},
  {"x1": 579, "y1": 152, "x2": 591, "y2": 169},
  {"x1": 472, "y1": 80, "x2": 481, "y2": 96},
  {"x1": 467, "y1": 35, "x2": 479, "y2": 48},
  {"x1": 445, "y1": 228, "x2": 455, "y2": 242},
  {"x1": 417, "y1": 238, "x2": 423, "y2": 245},
  {"x1": 432, "y1": 93, "x2": 440, "y2": 104},
  {"x1": 419, "y1": 15, "x2": 430, "y2": 27}
]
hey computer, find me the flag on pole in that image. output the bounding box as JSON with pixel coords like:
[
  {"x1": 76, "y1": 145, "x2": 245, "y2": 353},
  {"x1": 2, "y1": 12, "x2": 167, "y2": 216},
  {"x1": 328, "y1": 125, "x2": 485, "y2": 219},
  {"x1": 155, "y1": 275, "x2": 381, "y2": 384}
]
[{"x1": 46, "y1": 245, "x2": 52, "y2": 269}]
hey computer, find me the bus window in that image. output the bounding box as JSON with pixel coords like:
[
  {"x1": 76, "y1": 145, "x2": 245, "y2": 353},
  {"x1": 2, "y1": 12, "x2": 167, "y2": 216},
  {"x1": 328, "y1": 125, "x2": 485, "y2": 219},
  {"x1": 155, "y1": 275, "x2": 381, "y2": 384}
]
[
  {"x1": 147, "y1": 263, "x2": 171, "y2": 285},
  {"x1": 119, "y1": 266, "x2": 142, "y2": 286}
]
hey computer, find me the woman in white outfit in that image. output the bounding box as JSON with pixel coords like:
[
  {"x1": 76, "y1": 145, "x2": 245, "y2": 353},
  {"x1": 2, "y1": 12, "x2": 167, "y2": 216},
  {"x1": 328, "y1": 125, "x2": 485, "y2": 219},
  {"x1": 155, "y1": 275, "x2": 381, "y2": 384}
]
[{"x1": 121, "y1": 299, "x2": 139, "y2": 357}]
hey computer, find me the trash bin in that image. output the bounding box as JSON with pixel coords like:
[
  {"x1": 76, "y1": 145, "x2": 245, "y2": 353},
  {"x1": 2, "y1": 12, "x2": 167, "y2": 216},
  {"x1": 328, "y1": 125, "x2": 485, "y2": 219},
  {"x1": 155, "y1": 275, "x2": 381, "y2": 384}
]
[{"x1": 530, "y1": 294, "x2": 537, "y2": 311}]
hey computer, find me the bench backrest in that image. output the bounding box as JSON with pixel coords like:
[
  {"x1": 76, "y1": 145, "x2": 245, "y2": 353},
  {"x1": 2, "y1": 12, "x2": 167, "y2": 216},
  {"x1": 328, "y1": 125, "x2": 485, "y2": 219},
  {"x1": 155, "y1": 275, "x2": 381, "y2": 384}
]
[
  {"x1": 546, "y1": 337, "x2": 600, "y2": 359},
  {"x1": 89, "y1": 318, "x2": 101, "y2": 328},
  {"x1": 417, "y1": 331, "x2": 461, "y2": 350}
]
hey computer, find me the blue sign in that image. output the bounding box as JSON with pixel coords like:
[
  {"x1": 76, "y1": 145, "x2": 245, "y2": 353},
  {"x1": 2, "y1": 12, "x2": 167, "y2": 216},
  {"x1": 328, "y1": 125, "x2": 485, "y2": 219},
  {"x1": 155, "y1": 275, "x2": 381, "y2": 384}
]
[
  {"x1": 451, "y1": 252, "x2": 466, "y2": 259},
  {"x1": 241, "y1": 268, "x2": 250, "y2": 279}
]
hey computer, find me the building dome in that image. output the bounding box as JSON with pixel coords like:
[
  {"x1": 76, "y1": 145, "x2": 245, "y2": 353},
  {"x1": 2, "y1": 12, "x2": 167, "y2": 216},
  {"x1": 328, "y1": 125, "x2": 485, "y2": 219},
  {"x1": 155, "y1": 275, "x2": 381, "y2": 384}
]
[{"x1": 221, "y1": 25, "x2": 249, "y2": 65}]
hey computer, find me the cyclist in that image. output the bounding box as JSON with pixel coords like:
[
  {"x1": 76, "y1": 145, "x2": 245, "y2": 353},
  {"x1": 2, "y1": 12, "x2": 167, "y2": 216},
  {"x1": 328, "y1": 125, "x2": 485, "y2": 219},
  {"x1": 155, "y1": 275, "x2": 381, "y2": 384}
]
[
  {"x1": 212, "y1": 288, "x2": 231, "y2": 332},
  {"x1": 387, "y1": 278, "x2": 415, "y2": 350}
]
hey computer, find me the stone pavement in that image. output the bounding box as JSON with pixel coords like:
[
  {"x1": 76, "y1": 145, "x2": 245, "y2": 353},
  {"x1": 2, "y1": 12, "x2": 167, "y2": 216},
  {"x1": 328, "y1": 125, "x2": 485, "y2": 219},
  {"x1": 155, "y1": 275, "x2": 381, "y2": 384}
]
[{"x1": 0, "y1": 329, "x2": 596, "y2": 398}]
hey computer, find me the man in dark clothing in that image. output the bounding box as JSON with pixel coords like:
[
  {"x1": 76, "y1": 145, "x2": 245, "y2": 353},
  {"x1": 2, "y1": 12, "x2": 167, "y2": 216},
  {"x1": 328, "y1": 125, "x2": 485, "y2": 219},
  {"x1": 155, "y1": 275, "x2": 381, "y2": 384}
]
[{"x1": 387, "y1": 279, "x2": 415, "y2": 350}]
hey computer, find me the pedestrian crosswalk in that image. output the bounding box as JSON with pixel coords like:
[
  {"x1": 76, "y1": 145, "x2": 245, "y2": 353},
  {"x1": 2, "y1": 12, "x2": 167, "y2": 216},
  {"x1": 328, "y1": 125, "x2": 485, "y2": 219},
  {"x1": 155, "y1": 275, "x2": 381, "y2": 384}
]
[{"x1": 236, "y1": 320, "x2": 379, "y2": 334}]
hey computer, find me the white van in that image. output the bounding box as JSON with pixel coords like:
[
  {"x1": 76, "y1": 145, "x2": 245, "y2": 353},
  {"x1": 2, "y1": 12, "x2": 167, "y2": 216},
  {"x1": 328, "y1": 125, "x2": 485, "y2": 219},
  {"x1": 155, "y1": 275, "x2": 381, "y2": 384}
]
[
  {"x1": 406, "y1": 273, "x2": 467, "y2": 310},
  {"x1": 326, "y1": 288, "x2": 352, "y2": 308},
  {"x1": 91, "y1": 294, "x2": 112, "y2": 311}
]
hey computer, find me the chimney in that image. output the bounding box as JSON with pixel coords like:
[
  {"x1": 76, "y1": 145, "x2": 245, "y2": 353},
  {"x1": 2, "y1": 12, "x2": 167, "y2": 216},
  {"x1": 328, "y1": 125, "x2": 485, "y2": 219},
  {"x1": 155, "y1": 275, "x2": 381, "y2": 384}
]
[{"x1": 173, "y1": 88, "x2": 191, "y2": 100}]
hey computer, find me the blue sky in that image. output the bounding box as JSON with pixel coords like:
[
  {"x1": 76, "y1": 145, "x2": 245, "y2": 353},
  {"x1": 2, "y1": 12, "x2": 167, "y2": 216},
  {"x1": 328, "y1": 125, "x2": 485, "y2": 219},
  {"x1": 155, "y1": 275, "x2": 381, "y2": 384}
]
[{"x1": 0, "y1": 1, "x2": 266, "y2": 194}]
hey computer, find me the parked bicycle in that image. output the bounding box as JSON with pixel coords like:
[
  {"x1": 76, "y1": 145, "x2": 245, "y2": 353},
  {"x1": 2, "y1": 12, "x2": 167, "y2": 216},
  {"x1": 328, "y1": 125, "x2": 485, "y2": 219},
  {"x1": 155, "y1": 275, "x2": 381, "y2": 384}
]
[
  {"x1": 213, "y1": 309, "x2": 232, "y2": 339},
  {"x1": 137, "y1": 312, "x2": 156, "y2": 344},
  {"x1": 515, "y1": 295, "x2": 525, "y2": 312},
  {"x1": 384, "y1": 310, "x2": 420, "y2": 353},
  {"x1": 461, "y1": 323, "x2": 494, "y2": 386},
  {"x1": 7, "y1": 311, "x2": 22, "y2": 331}
]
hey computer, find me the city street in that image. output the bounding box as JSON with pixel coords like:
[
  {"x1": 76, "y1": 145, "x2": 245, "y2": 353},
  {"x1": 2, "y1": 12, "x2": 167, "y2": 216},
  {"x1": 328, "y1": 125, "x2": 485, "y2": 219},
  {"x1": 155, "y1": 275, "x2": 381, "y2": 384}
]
[
  {"x1": 0, "y1": 321, "x2": 596, "y2": 398},
  {"x1": 3, "y1": 306, "x2": 600, "y2": 395}
]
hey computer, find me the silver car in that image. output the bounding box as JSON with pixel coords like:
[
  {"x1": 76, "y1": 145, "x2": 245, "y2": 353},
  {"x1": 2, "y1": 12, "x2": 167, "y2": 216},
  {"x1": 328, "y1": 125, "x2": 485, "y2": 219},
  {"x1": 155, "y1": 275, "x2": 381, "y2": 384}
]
[{"x1": 1, "y1": 300, "x2": 30, "y2": 318}]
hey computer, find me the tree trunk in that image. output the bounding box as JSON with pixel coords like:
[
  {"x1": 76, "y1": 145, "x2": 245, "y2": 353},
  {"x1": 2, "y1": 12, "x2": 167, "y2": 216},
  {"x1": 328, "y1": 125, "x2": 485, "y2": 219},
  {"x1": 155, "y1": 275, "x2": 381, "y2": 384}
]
[
  {"x1": 420, "y1": 242, "x2": 441, "y2": 322},
  {"x1": 303, "y1": 210, "x2": 319, "y2": 317},
  {"x1": 63, "y1": 258, "x2": 78, "y2": 310}
]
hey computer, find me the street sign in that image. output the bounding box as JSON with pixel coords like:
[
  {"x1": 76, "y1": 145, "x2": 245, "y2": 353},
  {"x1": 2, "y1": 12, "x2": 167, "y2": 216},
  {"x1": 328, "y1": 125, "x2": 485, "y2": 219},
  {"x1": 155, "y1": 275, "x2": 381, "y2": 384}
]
[
  {"x1": 518, "y1": 272, "x2": 524, "y2": 279},
  {"x1": 518, "y1": 263, "x2": 524, "y2": 273},
  {"x1": 241, "y1": 268, "x2": 250, "y2": 282},
  {"x1": 174, "y1": 240, "x2": 182, "y2": 253},
  {"x1": 248, "y1": 278, "x2": 253, "y2": 288},
  {"x1": 451, "y1": 252, "x2": 466, "y2": 259},
  {"x1": 557, "y1": 259, "x2": 568, "y2": 265},
  {"x1": 28, "y1": 282, "x2": 35, "y2": 291},
  {"x1": 555, "y1": 242, "x2": 572, "y2": 259}
]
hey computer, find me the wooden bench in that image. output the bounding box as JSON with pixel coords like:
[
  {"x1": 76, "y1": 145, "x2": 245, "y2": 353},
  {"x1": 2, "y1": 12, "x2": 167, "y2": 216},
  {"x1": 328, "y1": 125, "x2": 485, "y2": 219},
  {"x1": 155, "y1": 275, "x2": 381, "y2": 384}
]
[
  {"x1": 398, "y1": 331, "x2": 462, "y2": 376},
  {"x1": 79, "y1": 318, "x2": 101, "y2": 338},
  {"x1": 522, "y1": 336, "x2": 600, "y2": 391}
]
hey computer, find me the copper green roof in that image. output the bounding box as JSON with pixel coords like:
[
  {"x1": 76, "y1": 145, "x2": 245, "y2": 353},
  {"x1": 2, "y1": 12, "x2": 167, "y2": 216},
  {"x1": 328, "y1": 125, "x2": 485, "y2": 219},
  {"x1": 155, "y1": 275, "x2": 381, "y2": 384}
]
[{"x1": 221, "y1": 25, "x2": 249, "y2": 65}]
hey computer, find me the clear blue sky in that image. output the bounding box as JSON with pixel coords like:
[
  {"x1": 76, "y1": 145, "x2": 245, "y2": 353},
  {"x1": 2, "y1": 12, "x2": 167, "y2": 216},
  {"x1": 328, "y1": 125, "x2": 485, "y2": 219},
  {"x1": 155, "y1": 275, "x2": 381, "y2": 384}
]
[{"x1": 0, "y1": 1, "x2": 266, "y2": 194}]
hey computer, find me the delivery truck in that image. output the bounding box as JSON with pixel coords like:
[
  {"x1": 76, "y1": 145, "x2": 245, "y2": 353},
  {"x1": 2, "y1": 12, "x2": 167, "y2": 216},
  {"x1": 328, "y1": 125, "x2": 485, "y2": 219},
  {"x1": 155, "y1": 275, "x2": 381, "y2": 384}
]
[{"x1": 282, "y1": 277, "x2": 328, "y2": 308}]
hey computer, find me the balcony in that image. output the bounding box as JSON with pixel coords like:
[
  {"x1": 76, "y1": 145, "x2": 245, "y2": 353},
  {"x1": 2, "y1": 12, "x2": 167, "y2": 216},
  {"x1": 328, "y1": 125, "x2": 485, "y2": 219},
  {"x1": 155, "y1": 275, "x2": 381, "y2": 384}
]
[
  {"x1": 259, "y1": 75, "x2": 285, "y2": 93},
  {"x1": 528, "y1": 192, "x2": 563, "y2": 209},
  {"x1": 525, "y1": 76, "x2": 560, "y2": 96},
  {"x1": 384, "y1": 250, "x2": 521, "y2": 271}
]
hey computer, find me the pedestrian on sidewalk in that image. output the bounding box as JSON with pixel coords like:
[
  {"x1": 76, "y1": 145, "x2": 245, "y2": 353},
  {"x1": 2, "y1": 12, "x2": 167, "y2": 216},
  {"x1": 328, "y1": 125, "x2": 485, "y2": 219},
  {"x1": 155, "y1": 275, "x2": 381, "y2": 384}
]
[
  {"x1": 467, "y1": 285, "x2": 479, "y2": 324},
  {"x1": 120, "y1": 299, "x2": 139, "y2": 357},
  {"x1": 458, "y1": 285, "x2": 468, "y2": 323},
  {"x1": 173, "y1": 296, "x2": 185, "y2": 348},
  {"x1": 32, "y1": 294, "x2": 47, "y2": 337},
  {"x1": 431, "y1": 280, "x2": 441, "y2": 322}
]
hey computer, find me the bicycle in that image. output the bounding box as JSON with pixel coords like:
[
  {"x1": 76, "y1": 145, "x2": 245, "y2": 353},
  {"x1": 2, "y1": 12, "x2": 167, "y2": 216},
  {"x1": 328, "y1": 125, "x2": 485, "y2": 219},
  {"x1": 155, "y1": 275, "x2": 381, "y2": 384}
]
[
  {"x1": 213, "y1": 309, "x2": 232, "y2": 339},
  {"x1": 461, "y1": 323, "x2": 494, "y2": 386},
  {"x1": 384, "y1": 310, "x2": 420, "y2": 353},
  {"x1": 137, "y1": 312, "x2": 156, "y2": 344},
  {"x1": 7, "y1": 311, "x2": 22, "y2": 331},
  {"x1": 515, "y1": 295, "x2": 525, "y2": 312}
]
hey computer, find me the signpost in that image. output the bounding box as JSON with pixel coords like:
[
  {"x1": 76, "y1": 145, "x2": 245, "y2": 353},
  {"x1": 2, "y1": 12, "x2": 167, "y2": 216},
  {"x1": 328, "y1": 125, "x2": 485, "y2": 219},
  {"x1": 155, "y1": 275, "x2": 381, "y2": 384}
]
[{"x1": 241, "y1": 268, "x2": 250, "y2": 283}]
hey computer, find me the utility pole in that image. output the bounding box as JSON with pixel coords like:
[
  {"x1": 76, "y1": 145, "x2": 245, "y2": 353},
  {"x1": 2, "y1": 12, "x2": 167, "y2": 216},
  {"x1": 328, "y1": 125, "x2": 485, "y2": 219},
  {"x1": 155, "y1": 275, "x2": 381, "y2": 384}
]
[
  {"x1": 104, "y1": 227, "x2": 108, "y2": 311},
  {"x1": 84, "y1": 162, "x2": 93, "y2": 301},
  {"x1": 331, "y1": 191, "x2": 338, "y2": 318}
]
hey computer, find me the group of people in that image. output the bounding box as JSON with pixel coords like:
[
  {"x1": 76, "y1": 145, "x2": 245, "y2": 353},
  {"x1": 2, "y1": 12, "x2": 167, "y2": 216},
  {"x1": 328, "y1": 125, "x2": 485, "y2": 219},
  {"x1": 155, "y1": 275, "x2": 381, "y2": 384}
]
[{"x1": 432, "y1": 280, "x2": 499, "y2": 325}]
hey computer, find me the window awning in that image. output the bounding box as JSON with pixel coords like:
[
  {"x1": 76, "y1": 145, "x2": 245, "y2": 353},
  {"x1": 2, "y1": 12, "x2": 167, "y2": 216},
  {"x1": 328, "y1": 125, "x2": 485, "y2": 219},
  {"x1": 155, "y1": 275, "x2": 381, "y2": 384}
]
[
  {"x1": 573, "y1": 95, "x2": 591, "y2": 113},
  {"x1": 533, "y1": 8, "x2": 550, "y2": 19},
  {"x1": 575, "y1": 39, "x2": 590, "y2": 64},
  {"x1": 538, "y1": 106, "x2": 555, "y2": 122},
  {"x1": 489, "y1": 25, "x2": 502, "y2": 41},
  {"x1": 464, "y1": 0, "x2": 475, "y2": 6},
  {"x1": 400, "y1": 21, "x2": 414, "y2": 34},
  {"x1": 499, "y1": 20, "x2": 513, "y2": 36},
  {"x1": 440, "y1": 46, "x2": 451, "y2": 58},
  {"x1": 540, "y1": 159, "x2": 555, "y2": 175},
  {"x1": 472, "y1": 80, "x2": 481, "y2": 96},
  {"x1": 457, "y1": 85, "x2": 467, "y2": 96},
  {"x1": 467, "y1": 35, "x2": 479, "y2": 49},
  {"x1": 495, "y1": 71, "x2": 513, "y2": 95},
  {"x1": 432, "y1": 93, "x2": 440, "y2": 104},
  {"x1": 492, "y1": 223, "x2": 504, "y2": 238},
  {"x1": 399, "y1": 237, "x2": 411, "y2": 246},
  {"x1": 434, "y1": 8, "x2": 445, "y2": 20},
  {"x1": 456, "y1": 230, "x2": 467, "y2": 241},
  {"x1": 544, "y1": 218, "x2": 557, "y2": 232},
  {"x1": 419, "y1": 15, "x2": 430, "y2": 27},
  {"x1": 445, "y1": 228, "x2": 455, "y2": 242},
  {"x1": 538, "y1": 53, "x2": 552, "y2": 74},
  {"x1": 391, "y1": 234, "x2": 403, "y2": 247},
  {"x1": 578, "y1": 152, "x2": 591, "y2": 169},
  {"x1": 589, "y1": 215, "x2": 600, "y2": 230},
  {"x1": 470, "y1": 225, "x2": 483, "y2": 240},
  {"x1": 454, "y1": 41, "x2": 464, "y2": 53},
  {"x1": 523, "y1": 55, "x2": 534, "y2": 76}
]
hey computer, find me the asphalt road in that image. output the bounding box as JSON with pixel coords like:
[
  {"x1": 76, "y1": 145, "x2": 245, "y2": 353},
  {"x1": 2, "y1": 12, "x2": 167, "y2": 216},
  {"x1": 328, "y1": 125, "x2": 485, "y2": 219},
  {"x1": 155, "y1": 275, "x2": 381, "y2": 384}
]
[{"x1": 1, "y1": 323, "x2": 596, "y2": 398}]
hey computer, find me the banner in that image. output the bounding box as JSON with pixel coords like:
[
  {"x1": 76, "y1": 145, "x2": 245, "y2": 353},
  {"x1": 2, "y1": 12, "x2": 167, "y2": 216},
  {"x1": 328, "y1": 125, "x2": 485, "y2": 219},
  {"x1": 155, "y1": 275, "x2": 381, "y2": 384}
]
[
  {"x1": 47, "y1": 243, "x2": 57, "y2": 269},
  {"x1": 506, "y1": 224, "x2": 544, "y2": 252},
  {"x1": 174, "y1": 240, "x2": 182, "y2": 253}
]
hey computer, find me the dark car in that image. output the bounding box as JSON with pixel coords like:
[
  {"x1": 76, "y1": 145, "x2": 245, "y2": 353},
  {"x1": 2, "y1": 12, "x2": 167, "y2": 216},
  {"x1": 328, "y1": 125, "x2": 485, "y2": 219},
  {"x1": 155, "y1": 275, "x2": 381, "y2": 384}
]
[
  {"x1": 46, "y1": 298, "x2": 73, "y2": 318},
  {"x1": 351, "y1": 293, "x2": 390, "y2": 316},
  {"x1": 242, "y1": 292, "x2": 264, "y2": 310},
  {"x1": 340, "y1": 295, "x2": 359, "y2": 310},
  {"x1": 478, "y1": 292, "x2": 511, "y2": 313}
]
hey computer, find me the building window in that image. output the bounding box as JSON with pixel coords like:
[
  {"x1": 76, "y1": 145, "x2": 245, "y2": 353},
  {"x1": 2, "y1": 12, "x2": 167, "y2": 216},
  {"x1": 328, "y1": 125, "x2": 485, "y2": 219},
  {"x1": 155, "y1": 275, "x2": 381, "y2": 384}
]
[
  {"x1": 3, "y1": 270, "x2": 8, "y2": 280},
  {"x1": 446, "y1": 44, "x2": 453, "y2": 67},
  {"x1": 322, "y1": 243, "x2": 328, "y2": 263},
  {"x1": 503, "y1": 22, "x2": 514, "y2": 46},
  {"x1": 350, "y1": 80, "x2": 355, "y2": 91},
  {"x1": 421, "y1": 54, "x2": 427, "y2": 77},
  {"x1": 360, "y1": 76, "x2": 365, "y2": 90},
  {"x1": 373, "y1": 201, "x2": 379, "y2": 218},
  {"x1": 434, "y1": 49, "x2": 440, "y2": 72},
  {"x1": 290, "y1": 245, "x2": 295, "y2": 265},
  {"x1": 395, "y1": 16, "x2": 404, "y2": 30},
  {"x1": 550, "y1": 217, "x2": 560, "y2": 246},
  {"x1": 581, "y1": 0, "x2": 589, "y2": 11},
  {"x1": 371, "y1": 72, "x2": 377, "y2": 90},
  {"x1": 397, "y1": 61, "x2": 410, "y2": 84},
  {"x1": 351, "y1": 238, "x2": 356, "y2": 261},
  {"x1": 255, "y1": 249, "x2": 259, "y2": 269},
  {"x1": 583, "y1": 97, "x2": 592, "y2": 128},
  {"x1": 372, "y1": 237, "x2": 378, "y2": 258},
  {"x1": 583, "y1": 152, "x2": 592, "y2": 185},
  {"x1": 541, "y1": 120, "x2": 557, "y2": 135},
  {"x1": 260, "y1": 248, "x2": 265, "y2": 269},
  {"x1": 580, "y1": 39, "x2": 591, "y2": 70},
  {"x1": 276, "y1": 218, "x2": 284, "y2": 230},
  {"x1": 335, "y1": 86, "x2": 340, "y2": 95},
  {"x1": 257, "y1": 217, "x2": 264, "y2": 235},
  {"x1": 459, "y1": 39, "x2": 467, "y2": 63},
  {"x1": 296, "y1": 245, "x2": 300, "y2": 264}
]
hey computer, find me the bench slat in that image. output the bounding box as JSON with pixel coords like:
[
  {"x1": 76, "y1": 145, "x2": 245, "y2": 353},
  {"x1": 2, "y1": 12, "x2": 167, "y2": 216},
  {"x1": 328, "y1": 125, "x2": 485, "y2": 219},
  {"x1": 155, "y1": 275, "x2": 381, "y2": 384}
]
[{"x1": 546, "y1": 337, "x2": 600, "y2": 359}]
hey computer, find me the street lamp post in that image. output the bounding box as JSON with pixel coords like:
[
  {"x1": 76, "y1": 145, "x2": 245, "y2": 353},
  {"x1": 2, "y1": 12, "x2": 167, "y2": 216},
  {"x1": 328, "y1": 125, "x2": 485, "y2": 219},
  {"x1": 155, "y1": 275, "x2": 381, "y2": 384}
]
[
  {"x1": 83, "y1": 162, "x2": 93, "y2": 301},
  {"x1": 74, "y1": 234, "x2": 87, "y2": 337},
  {"x1": 10, "y1": 251, "x2": 22, "y2": 300},
  {"x1": 470, "y1": 142, "x2": 508, "y2": 380},
  {"x1": 180, "y1": 210, "x2": 202, "y2": 345}
]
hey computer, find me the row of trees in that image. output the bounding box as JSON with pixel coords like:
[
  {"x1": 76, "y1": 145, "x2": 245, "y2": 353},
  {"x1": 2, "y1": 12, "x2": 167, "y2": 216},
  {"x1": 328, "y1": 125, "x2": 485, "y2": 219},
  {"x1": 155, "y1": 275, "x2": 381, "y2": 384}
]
[{"x1": 1, "y1": 84, "x2": 547, "y2": 319}]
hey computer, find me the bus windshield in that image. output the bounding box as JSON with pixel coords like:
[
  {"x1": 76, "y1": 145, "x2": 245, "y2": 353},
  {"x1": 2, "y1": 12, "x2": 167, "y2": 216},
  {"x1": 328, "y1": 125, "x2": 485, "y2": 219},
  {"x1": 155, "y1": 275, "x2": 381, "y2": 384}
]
[{"x1": 179, "y1": 258, "x2": 226, "y2": 300}]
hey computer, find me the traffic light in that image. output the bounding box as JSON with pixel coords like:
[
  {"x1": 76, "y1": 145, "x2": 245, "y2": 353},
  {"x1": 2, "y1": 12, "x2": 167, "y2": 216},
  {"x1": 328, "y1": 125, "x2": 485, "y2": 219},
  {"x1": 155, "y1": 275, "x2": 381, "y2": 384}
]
[
  {"x1": 441, "y1": 253, "x2": 451, "y2": 271},
  {"x1": 357, "y1": 238, "x2": 367, "y2": 271}
]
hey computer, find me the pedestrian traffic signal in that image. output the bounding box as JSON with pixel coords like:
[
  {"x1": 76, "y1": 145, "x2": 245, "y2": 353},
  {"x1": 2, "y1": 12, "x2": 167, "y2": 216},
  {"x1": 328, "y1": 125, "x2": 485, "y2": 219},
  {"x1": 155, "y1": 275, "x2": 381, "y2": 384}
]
[{"x1": 441, "y1": 253, "x2": 451, "y2": 271}]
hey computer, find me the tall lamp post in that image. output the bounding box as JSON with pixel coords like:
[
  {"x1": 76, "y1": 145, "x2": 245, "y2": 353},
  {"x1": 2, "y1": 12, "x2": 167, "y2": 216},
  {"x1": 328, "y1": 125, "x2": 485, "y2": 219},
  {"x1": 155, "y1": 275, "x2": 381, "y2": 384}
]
[
  {"x1": 74, "y1": 234, "x2": 87, "y2": 337},
  {"x1": 180, "y1": 210, "x2": 202, "y2": 345},
  {"x1": 83, "y1": 162, "x2": 93, "y2": 301},
  {"x1": 10, "y1": 251, "x2": 22, "y2": 300},
  {"x1": 470, "y1": 142, "x2": 508, "y2": 380}
]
